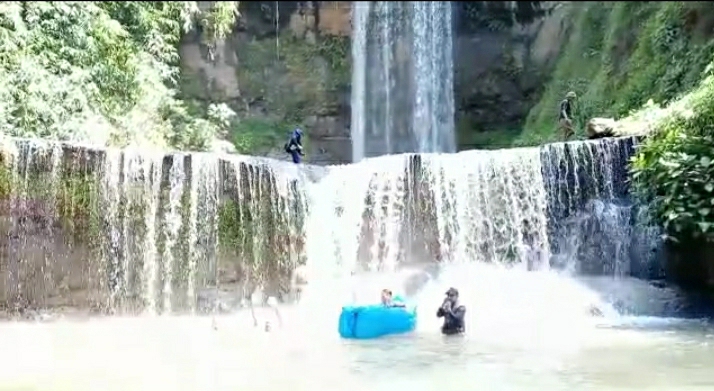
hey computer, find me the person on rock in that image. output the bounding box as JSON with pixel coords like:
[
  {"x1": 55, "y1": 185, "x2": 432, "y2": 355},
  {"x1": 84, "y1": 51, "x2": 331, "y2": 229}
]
[
  {"x1": 284, "y1": 127, "x2": 305, "y2": 164},
  {"x1": 558, "y1": 91, "x2": 577, "y2": 140},
  {"x1": 437, "y1": 287, "x2": 466, "y2": 335}
]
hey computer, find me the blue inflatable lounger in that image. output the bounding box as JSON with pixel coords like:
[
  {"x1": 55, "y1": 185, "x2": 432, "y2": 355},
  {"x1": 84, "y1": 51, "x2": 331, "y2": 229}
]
[{"x1": 338, "y1": 300, "x2": 417, "y2": 339}]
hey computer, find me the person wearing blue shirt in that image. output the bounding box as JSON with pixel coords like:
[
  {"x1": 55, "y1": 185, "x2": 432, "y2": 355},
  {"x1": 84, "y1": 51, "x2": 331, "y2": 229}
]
[{"x1": 284, "y1": 127, "x2": 305, "y2": 164}]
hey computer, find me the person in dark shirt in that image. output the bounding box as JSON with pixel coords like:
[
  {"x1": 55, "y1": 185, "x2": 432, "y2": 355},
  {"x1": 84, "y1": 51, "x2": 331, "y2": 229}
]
[
  {"x1": 558, "y1": 91, "x2": 577, "y2": 140},
  {"x1": 436, "y1": 287, "x2": 466, "y2": 335},
  {"x1": 284, "y1": 128, "x2": 305, "y2": 164}
]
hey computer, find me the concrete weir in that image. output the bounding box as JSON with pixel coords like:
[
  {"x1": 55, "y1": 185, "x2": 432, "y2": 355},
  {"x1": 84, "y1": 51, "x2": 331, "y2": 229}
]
[
  {"x1": 0, "y1": 136, "x2": 658, "y2": 316},
  {"x1": 0, "y1": 138, "x2": 323, "y2": 315}
]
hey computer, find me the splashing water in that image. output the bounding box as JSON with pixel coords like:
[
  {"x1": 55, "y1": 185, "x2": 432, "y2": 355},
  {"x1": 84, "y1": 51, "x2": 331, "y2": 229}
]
[
  {"x1": 542, "y1": 138, "x2": 662, "y2": 277},
  {"x1": 298, "y1": 148, "x2": 615, "y2": 347}
]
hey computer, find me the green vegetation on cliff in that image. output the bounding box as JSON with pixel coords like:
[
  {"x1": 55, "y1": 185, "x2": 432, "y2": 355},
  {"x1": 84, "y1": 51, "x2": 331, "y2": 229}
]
[
  {"x1": 521, "y1": 2, "x2": 714, "y2": 145},
  {"x1": 630, "y1": 64, "x2": 714, "y2": 241},
  {"x1": 0, "y1": 1, "x2": 238, "y2": 151},
  {"x1": 513, "y1": 1, "x2": 714, "y2": 243}
]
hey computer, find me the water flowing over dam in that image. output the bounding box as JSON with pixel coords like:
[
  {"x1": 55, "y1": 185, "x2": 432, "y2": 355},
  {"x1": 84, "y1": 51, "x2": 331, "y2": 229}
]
[
  {"x1": 304, "y1": 137, "x2": 655, "y2": 280},
  {"x1": 541, "y1": 138, "x2": 661, "y2": 277},
  {"x1": 0, "y1": 139, "x2": 313, "y2": 313},
  {"x1": 0, "y1": 136, "x2": 654, "y2": 313},
  {"x1": 351, "y1": 1, "x2": 455, "y2": 162}
]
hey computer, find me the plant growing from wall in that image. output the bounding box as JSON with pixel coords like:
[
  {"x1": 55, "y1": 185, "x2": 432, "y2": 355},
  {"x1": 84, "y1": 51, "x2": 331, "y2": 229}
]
[
  {"x1": 0, "y1": 152, "x2": 103, "y2": 250},
  {"x1": 630, "y1": 64, "x2": 714, "y2": 241},
  {"x1": 57, "y1": 171, "x2": 103, "y2": 244}
]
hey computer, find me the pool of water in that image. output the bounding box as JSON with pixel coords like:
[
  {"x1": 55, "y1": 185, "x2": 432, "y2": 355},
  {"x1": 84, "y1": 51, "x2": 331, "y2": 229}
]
[
  {"x1": 3, "y1": 264, "x2": 714, "y2": 391},
  {"x1": 1, "y1": 309, "x2": 714, "y2": 391}
]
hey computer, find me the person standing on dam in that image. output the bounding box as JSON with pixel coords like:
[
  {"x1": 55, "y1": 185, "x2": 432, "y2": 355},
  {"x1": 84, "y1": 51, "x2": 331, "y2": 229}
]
[
  {"x1": 284, "y1": 127, "x2": 305, "y2": 164},
  {"x1": 559, "y1": 91, "x2": 577, "y2": 140},
  {"x1": 437, "y1": 287, "x2": 466, "y2": 335}
]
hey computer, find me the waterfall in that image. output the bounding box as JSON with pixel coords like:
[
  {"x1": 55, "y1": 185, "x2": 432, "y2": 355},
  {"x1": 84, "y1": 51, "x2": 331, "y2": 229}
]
[
  {"x1": 541, "y1": 138, "x2": 661, "y2": 277},
  {"x1": 0, "y1": 139, "x2": 310, "y2": 314},
  {"x1": 0, "y1": 136, "x2": 660, "y2": 315},
  {"x1": 302, "y1": 137, "x2": 657, "y2": 281},
  {"x1": 304, "y1": 147, "x2": 550, "y2": 278},
  {"x1": 351, "y1": 2, "x2": 455, "y2": 162}
]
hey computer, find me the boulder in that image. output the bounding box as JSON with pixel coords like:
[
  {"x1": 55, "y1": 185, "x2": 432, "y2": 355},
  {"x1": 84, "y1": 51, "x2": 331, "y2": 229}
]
[
  {"x1": 586, "y1": 117, "x2": 618, "y2": 139},
  {"x1": 210, "y1": 138, "x2": 238, "y2": 154},
  {"x1": 587, "y1": 116, "x2": 654, "y2": 140}
]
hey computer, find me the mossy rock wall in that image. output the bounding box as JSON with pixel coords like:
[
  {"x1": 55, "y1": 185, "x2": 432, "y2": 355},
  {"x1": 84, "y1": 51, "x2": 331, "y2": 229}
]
[{"x1": 179, "y1": 1, "x2": 352, "y2": 165}]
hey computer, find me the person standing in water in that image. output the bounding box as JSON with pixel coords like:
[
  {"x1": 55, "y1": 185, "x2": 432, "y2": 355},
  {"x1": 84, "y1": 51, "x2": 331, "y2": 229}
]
[
  {"x1": 437, "y1": 287, "x2": 466, "y2": 335},
  {"x1": 558, "y1": 91, "x2": 577, "y2": 140}
]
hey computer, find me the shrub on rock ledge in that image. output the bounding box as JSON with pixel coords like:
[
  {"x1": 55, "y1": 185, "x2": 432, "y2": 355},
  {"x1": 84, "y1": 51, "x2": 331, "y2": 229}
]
[{"x1": 630, "y1": 63, "x2": 714, "y2": 241}]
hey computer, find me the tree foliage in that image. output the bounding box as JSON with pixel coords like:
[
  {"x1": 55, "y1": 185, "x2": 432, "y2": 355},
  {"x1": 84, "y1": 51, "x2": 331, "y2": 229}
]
[
  {"x1": 0, "y1": 1, "x2": 238, "y2": 150},
  {"x1": 630, "y1": 65, "x2": 714, "y2": 241}
]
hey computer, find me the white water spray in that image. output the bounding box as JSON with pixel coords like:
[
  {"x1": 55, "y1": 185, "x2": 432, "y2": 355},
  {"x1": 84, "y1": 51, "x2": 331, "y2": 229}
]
[{"x1": 301, "y1": 147, "x2": 614, "y2": 338}]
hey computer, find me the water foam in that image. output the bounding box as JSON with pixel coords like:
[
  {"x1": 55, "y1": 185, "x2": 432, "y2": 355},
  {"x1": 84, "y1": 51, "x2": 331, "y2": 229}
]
[{"x1": 300, "y1": 148, "x2": 617, "y2": 343}]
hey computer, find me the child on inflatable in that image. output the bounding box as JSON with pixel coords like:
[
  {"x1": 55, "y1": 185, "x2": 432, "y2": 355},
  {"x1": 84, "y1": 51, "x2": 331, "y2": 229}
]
[{"x1": 380, "y1": 289, "x2": 406, "y2": 308}]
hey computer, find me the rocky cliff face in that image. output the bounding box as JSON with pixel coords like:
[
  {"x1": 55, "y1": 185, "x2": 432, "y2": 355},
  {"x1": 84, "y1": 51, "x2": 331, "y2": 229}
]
[
  {"x1": 453, "y1": 2, "x2": 568, "y2": 147},
  {"x1": 179, "y1": 1, "x2": 567, "y2": 164}
]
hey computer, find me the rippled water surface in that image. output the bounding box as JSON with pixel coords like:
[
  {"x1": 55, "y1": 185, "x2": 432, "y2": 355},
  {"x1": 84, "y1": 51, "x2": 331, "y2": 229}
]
[{"x1": 3, "y1": 268, "x2": 714, "y2": 391}]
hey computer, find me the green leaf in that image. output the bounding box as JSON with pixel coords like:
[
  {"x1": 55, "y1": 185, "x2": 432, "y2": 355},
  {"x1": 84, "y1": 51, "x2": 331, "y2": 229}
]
[
  {"x1": 699, "y1": 208, "x2": 711, "y2": 216},
  {"x1": 705, "y1": 183, "x2": 714, "y2": 193},
  {"x1": 701, "y1": 156, "x2": 712, "y2": 168}
]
